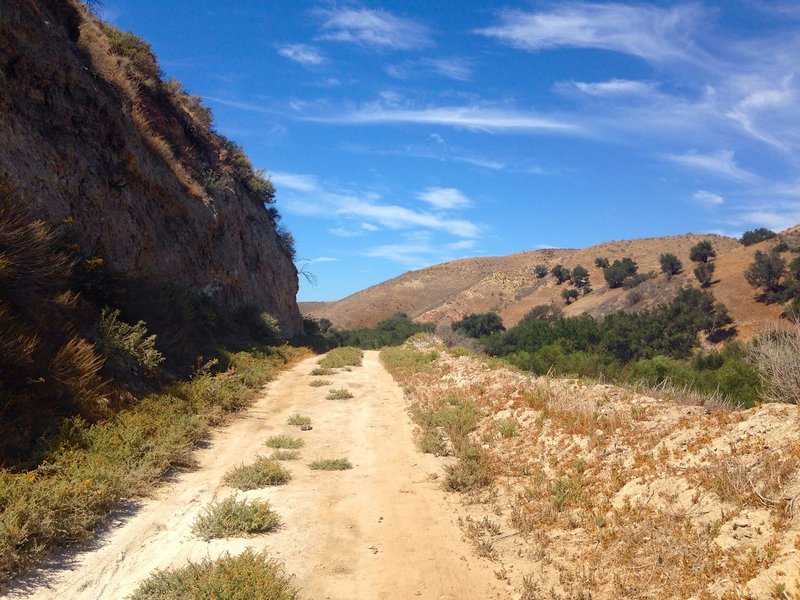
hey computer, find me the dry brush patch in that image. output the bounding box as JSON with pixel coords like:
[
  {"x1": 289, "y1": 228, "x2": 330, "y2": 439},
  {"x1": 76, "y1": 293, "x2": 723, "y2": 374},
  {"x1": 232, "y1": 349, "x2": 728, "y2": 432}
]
[{"x1": 381, "y1": 337, "x2": 800, "y2": 599}]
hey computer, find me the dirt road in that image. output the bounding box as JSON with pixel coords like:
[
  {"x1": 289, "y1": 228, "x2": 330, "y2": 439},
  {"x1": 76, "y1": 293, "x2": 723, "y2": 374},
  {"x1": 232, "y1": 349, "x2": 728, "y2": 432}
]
[{"x1": 6, "y1": 351, "x2": 504, "y2": 600}]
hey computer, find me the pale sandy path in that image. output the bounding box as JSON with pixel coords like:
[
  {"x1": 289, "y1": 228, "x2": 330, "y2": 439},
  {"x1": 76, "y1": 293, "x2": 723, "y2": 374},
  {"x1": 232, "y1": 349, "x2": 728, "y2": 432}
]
[{"x1": 5, "y1": 351, "x2": 505, "y2": 600}]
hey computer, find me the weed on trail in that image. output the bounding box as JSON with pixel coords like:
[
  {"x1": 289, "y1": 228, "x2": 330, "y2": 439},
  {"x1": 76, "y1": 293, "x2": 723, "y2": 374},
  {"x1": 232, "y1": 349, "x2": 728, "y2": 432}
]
[
  {"x1": 326, "y1": 387, "x2": 354, "y2": 400},
  {"x1": 287, "y1": 414, "x2": 311, "y2": 428},
  {"x1": 310, "y1": 367, "x2": 333, "y2": 376},
  {"x1": 309, "y1": 458, "x2": 352, "y2": 471},
  {"x1": 318, "y1": 347, "x2": 363, "y2": 369},
  {"x1": 129, "y1": 549, "x2": 301, "y2": 600},
  {"x1": 191, "y1": 497, "x2": 280, "y2": 540},
  {"x1": 223, "y1": 457, "x2": 290, "y2": 490},
  {"x1": 270, "y1": 449, "x2": 301, "y2": 461},
  {"x1": 308, "y1": 379, "x2": 330, "y2": 387},
  {"x1": 264, "y1": 435, "x2": 304, "y2": 449}
]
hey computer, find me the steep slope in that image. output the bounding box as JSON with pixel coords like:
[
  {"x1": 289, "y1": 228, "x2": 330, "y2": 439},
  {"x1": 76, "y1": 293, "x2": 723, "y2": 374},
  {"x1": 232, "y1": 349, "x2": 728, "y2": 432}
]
[
  {"x1": 0, "y1": 0, "x2": 302, "y2": 336},
  {"x1": 302, "y1": 233, "x2": 789, "y2": 339}
]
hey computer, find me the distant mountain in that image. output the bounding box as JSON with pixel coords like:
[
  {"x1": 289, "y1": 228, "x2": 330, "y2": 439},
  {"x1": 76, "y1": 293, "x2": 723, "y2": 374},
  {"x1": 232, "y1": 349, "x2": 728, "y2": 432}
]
[{"x1": 301, "y1": 231, "x2": 797, "y2": 339}]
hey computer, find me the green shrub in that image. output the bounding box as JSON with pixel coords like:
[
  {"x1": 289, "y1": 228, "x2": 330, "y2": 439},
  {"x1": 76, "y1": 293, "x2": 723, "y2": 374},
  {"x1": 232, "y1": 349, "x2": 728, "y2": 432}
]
[
  {"x1": 223, "y1": 457, "x2": 290, "y2": 490},
  {"x1": 452, "y1": 313, "x2": 505, "y2": 338},
  {"x1": 740, "y1": 228, "x2": 777, "y2": 246},
  {"x1": 263, "y1": 435, "x2": 304, "y2": 449},
  {"x1": 129, "y1": 550, "x2": 300, "y2": 600},
  {"x1": 308, "y1": 458, "x2": 352, "y2": 471},
  {"x1": 310, "y1": 367, "x2": 333, "y2": 376},
  {"x1": 286, "y1": 414, "x2": 311, "y2": 428},
  {"x1": 191, "y1": 497, "x2": 280, "y2": 540},
  {"x1": 96, "y1": 307, "x2": 164, "y2": 372},
  {"x1": 326, "y1": 387, "x2": 353, "y2": 400},
  {"x1": 318, "y1": 347, "x2": 363, "y2": 368}
]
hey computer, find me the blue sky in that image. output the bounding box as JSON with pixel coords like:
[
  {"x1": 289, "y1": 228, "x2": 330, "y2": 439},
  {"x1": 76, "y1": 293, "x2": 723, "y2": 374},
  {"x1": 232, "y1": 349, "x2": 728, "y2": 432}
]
[{"x1": 101, "y1": 1, "x2": 800, "y2": 301}]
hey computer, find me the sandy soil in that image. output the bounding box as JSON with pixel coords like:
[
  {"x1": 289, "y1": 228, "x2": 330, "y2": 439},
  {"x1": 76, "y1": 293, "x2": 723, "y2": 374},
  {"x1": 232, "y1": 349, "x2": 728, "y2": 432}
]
[{"x1": 4, "y1": 351, "x2": 504, "y2": 600}]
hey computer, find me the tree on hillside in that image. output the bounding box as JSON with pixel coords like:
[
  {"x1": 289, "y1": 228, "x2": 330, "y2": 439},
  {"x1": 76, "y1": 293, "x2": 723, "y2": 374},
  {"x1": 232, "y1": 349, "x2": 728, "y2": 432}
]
[
  {"x1": 533, "y1": 264, "x2": 548, "y2": 278},
  {"x1": 521, "y1": 304, "x2": 562, "y2": 323},
  {"x1": 745, "y1": 250, "x2": 785, "y2": 294},
  {"x1": 551, "y1": 264, "x2": 571, "y2": 284},
  {"x1": 603, "y1": 258, "x2": 638, "y2": 288},
  {"x1": 740, "y1": 228, "x2": 777, "y2": 246},
  {"x1": 659, "y1": 253, "x2": 683, "y2": 279},
  {"x1": 693, "y1": 262, "x2": 715, "y2": 288},
  {"x1": 594, "y1": 257, "x2": 609, "y2": 269},
  {"x1": 570, "y1": 265, "x2": 590, "y2": 289},
  {"x1": 452, "y1": 312, "x2": 505, "y2": 338},
  {"x1": 689, "y1": 240, "x2": 716, "y2": 263},
  {"x1": 561, "y1": 288, "x2": 579, "y2": 304}
]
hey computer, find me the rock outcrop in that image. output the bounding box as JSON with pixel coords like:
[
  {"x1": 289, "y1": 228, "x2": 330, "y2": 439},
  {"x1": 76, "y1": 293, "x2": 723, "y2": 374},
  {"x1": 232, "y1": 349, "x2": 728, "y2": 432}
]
[{"x1": 0, "y1": 0, "x2": 302, "y2": 336}]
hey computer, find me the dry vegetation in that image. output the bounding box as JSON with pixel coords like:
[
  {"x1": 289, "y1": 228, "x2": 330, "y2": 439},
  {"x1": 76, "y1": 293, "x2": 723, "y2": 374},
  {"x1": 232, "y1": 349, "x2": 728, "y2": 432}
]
[{"x1": 382, "y1": 337, "x2": 800, "y2": 599}]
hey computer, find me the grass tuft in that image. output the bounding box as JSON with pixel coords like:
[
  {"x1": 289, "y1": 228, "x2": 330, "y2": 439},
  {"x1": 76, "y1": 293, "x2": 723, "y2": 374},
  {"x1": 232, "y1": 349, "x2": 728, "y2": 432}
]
[
  {"x1": 191, "y1": 497, "x2": 280, "y2": 540},
  {"x1": 264, "y1": 435, "x2": 304, "y2": 449},
  {"x1": 286, "y1": 414, "x2": 311, "y2": 428},
  {"x1": 326, "y1": 387, "x2": 354, "y2": 400},
  {"x1": 444, "y1": 446, "x2": 492, "y2": 492},
  {"x1": 270, "y1": 449, "x2": 301, "y2": 461},
  {"x1": 129, "y1": 549, "x2": 300, "y2": 600},
  {"x1": 317, "y1": 347, "x2": 363, "y2": 369},
  {"x1": 222, "y1": 457, "x2": 290, "y2": 490},
  {"x1": 310, "y1": 367, "x2": 333, "y2": 376},
  {"x1": 308, "y1": 379, "x2": 330, "y2": 387},
  {"x1": 309, "y1": 458, "x2": 352, "y2": 471}
]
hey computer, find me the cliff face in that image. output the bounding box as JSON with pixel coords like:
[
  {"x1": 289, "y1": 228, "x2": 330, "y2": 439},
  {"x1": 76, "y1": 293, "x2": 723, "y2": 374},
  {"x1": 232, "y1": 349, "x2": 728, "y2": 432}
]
[{"x1": 0, "y1": 0, "x2": 302, "y2": 336}]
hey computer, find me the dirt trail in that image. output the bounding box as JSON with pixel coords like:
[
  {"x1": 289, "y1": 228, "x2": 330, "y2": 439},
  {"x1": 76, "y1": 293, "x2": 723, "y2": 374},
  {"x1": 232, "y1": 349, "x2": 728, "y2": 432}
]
[{"x1": 6, "y1": 351, "x2": 504, "y2": 600}]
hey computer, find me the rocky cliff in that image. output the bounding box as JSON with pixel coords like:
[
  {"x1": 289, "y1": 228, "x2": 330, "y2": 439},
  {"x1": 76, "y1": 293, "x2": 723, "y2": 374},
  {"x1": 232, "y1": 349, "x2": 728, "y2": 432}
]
[{"x1": 0, "y1": 0, "x2": 302, "y2": 336}]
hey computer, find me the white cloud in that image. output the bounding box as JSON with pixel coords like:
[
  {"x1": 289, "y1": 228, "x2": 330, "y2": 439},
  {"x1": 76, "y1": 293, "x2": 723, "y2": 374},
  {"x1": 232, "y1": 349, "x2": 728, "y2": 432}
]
[
  {"x1": 308, "y1": 256, "x2": 338, "y2": 263},
  {"x1": 273, "y1": 171, "x2": 480, "y2": 239},
  {"x1": 478, "y1": 3, "x2": 704, "y2": 64},
  {"x1": 387, "y1": 57, "x2": 472, "y2": 82},
  {"x1": 314, "y1": 105, "x2": 579, "y2": 133},
  {"x1": 277, "y1": 44, "x2": 325, "y2": 67},
  {"x1": 316, "y1": 8, "x2": 430, "y2": 50},
  {"x1": 416, "y1": 187, "x2": 471, "y2": 210},
  {"x1": 569, "y1": 79, "x2": 656, "y2": 96},
  {"x1": 447, "y1": 240, "x2": 477, "y2": 250},
  {"x1": 664, "y1": 150, "x2": 757, "y2": 182},
  {"x1": 693, "y1": 190, "x2": 724, "y2": 206}
]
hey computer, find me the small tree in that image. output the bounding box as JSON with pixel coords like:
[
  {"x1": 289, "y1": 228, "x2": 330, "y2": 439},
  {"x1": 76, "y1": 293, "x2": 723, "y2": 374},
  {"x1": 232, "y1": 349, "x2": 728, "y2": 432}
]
[
  {"x1": 594, "y1": 257, "x2": 609, "y2": 269},
  {"x1": 570, "y1": 265, "x2": 590, "y2": 289},
  {"x1": 551, "y1": 264, "x2": 571, "y2": 284},
  {"x1": 745, "y1": 250, "x2": 785, "y2": 293},
  {"x1": 659, "y1": 253, "x2": 683, "y2": 279},
  {"x1": 693, "y1": 262, "x2": 715, "y2": 288},
  {"x1": 561, "y1": 288, "x2": 579, "y2": 304},
  {"x1": 740, "y1": 228, "x2": 777, "y2": 246},
  {"x1": 522, "y1": 304, "x2": 562, "y2": 323},
  {"x1": 452, "y1": 312, "x2": 505, "y2": 338},
  {"x1": 603, "y1": 258, "x2": 638, "y2": 288},
  {"x1": 689, "y1": 240, "x2": 716, "y2": 263},
  {"x1": 533, "y1": 264, "x2": 548, "y2": 279}
]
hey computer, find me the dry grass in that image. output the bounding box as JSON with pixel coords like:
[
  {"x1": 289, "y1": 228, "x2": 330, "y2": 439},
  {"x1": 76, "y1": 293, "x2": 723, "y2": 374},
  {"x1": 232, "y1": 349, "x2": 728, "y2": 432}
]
[
  {"x1": 263, "y1": 435, "x2": 304, "y2": 450},
  {"x1": 308, "y1": 379, "x2": 330, "y2": 387},
  {"x1": 191, "y1": 497, "x2": 280, "y2": 540},
  {"x1": 308, "y1": 458, "x2": 352, "y2": 471},
  {"x1": 317, "y1": 347, "x2": 363, "y2": 369},
  {"x1": 286, "y1": 414, "x2": 311, "y2": 428},
  {"x1": 326, "y1": 387, "x2": 353, "y2": 400},
  {"x1": 129, "y1": 549, "x2": 300, "y2": 600},
  {"x1": 310, "y1": 367, "x2": 333, "y2": 376},
  {"x1": 749, "y1": 322, "x2": 800, "y2": 404},
  {"x1": 270, "y1": 449, "x2": 301, "y2": 461},
  {"x1": 223, "y1": 457, "x2": 290, "y2": 491}
]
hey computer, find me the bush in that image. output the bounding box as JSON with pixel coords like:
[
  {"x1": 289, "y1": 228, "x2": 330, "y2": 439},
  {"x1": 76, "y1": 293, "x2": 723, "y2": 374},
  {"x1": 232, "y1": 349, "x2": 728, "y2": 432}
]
[
  {"x1": 594, "y1": 257, "x2": 609, "y2": 269},
  {"x1": 264, "y1": 435, "x2": 304, "y2": 449},
  {"x1": 223, "y1": 457, "x2": 290, "y2": 490},
  {"x1": 689, "y1": 240, "x2": 716, "y2": 263},
  {"x1": 622, "y1": 271, "x2": 657, "y2": 289},
  {"x1": 287, "y1": 414, "x2": 311, "y2": 428},
  {"x1": 561, "y1": 288, "x2": 579, "y2": 304},
  {"x1": 694, "y1": 262, "x2": 716, "y2": 287},
  {"x1": 103, "y1": 24, "x2": 161, "y2": 82},
  {"x1": 129, "y1": 550, "x2": 300, "y2": 600},
  {"x1": 603, "y1": 258, "x2": 638, "y2": 288},
  {"x1": 748, "y1": 325, "x2": 800, "y2": 404},
  {"x1": 331, "y1": 313, "x2": 434, "y2": 349},
  {"x1": 326, "y1": 387, "x2": 353, "y2": 400},
  {"x1": 318, "y1": 347, "x2": 363, "y2": 368},
  {"x1": 308, "y1": 458, "x2": 352, "y2": 471},
  {"x1": 659, "y1": 253, "x2": 683, "y2": 278},
  {"x1": 745, "y1": 250, "x2": 785, "y2": 294},
  {"x1": 551, "y1": 264, "x2": 571, "y2": 284},
  {"x1": 96, "y1": 307, "x2": 164, "y2": 373},
  {"x1": 191, "y1": 497, "x2": 280, "y2": 540},
  {"x1": 533, "y1": 264, "x2": 548, "y2": 278},
  {"x1": 452, "y1": 312, "x2": 505, "y2": 338},
  {"x1": 740, "y1": 228, "x2": 777, "y2": 246},
  {"x1": 570, "y1": 265, "x2": 590, "y2": 288}
]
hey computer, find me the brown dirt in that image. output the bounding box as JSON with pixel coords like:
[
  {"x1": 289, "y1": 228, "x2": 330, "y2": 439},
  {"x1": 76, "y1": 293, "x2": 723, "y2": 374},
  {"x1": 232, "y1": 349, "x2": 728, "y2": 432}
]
[{"x1": 4, "y1": 352, "x2": 505, "y2": 600}]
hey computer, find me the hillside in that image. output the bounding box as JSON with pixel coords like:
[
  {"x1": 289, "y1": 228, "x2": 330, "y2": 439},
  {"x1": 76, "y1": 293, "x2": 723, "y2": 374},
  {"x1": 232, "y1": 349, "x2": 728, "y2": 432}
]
[
  {"x1": 0, "y1": 0, "x2": 301, "y2": 336},
  {"x1": 301, "y1": 232, "x2": 792, "y2": 339}
]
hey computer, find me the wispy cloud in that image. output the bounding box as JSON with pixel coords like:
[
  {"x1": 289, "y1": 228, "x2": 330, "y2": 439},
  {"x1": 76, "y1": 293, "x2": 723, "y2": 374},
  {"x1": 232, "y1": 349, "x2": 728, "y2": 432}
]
[
  {"x1": 416, "y1": 187, "x2": 471, "y2": 210},
  {"x1": 478, "y1": 3, "x2": 705, "y2": 64},
  {"x1": 387, "y1": 57, "x2": 473, "y2": 81},
  {"x1": 567, "y1": 79, "x2": 656, "y2": 96},
  {"x1": 307, "y1": 256, "x2": 338, "y2": 263},
  {"x1": 693, "y1": 190, "x2": 724, "y2": 206},
  {"x1": 311, "y1": 104, "x2": 579, "y2": 133},
  {"x1": 664, "y1": 150, "x2": 757, "y2": 182},
  {"x1": 272, "y1": 171, "x2": 481, "y2": 239},
  {"x1": 316, "y1": 8, "x2": 430, "y2": 50},
  {"x1": 277, "y1": 43, "x2": 325, "y2": 67}
]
